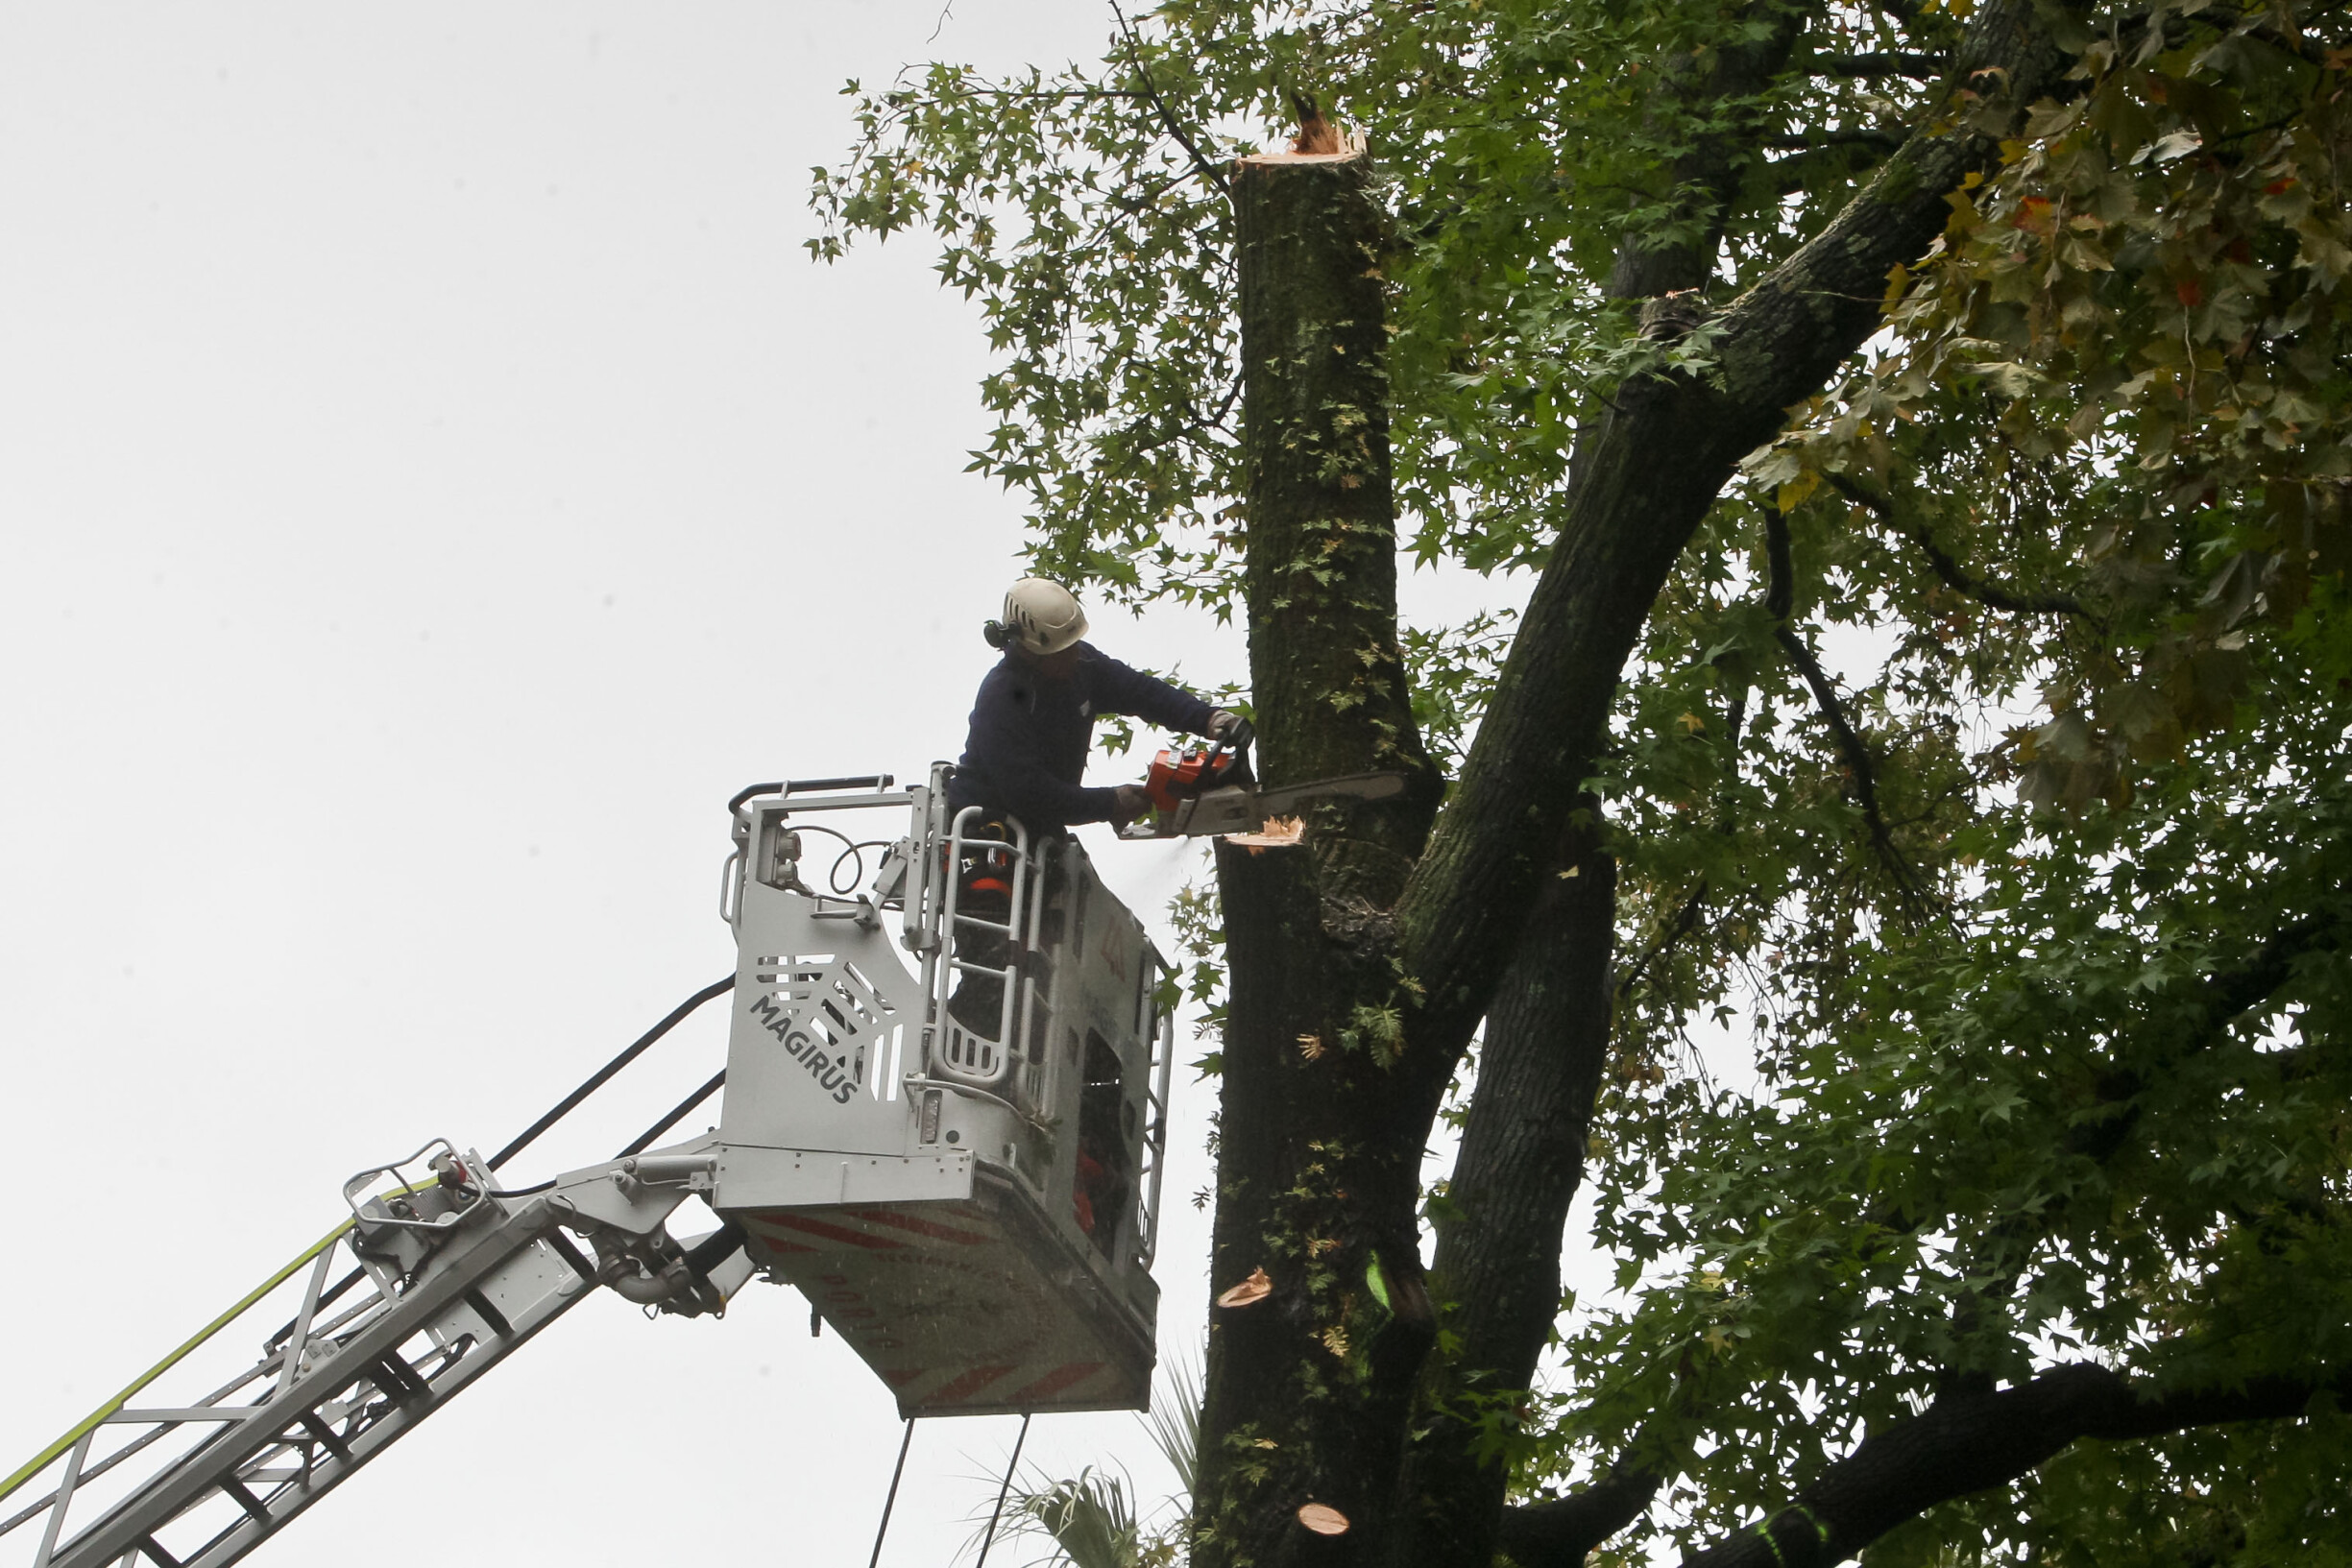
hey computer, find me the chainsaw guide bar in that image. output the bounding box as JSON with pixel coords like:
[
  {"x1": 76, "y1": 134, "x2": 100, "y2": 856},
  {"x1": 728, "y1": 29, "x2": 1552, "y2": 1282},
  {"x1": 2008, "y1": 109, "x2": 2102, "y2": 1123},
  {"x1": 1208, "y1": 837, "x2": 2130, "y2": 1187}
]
[{"x1": 1118, "y1": 762, "x2": 1410, "y2": 840}]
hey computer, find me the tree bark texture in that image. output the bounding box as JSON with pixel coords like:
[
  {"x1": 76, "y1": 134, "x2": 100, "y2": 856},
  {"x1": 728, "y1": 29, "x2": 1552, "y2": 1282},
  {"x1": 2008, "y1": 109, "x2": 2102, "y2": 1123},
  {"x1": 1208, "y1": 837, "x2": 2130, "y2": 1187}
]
[
  {"x1": 1606, "y1": 2, "x2": 1810, "y2": 302},
  {"x1": 1674, "y1": 1363, "x2": 2351, "y2": 1568},
  {"x1": 1193, "y1": 145, "x2": 1441, "y2": 1568},
  {"x1": 1389, "y1": 16, "x2": 1804, "y2": 1559},
  {"x1": 1395, "y1": 810, "x2": 1617, "y2": 1568},
  {"x1": 1235, "y1": 142, "x2": 1443, "y2": 899}
]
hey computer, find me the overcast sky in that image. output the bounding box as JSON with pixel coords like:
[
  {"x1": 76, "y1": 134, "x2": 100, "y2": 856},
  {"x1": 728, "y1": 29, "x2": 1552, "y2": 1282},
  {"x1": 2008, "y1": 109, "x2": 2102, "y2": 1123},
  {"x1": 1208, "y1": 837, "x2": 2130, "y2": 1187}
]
[
  {"x1": 0, "y1": 7, "x2": 1587, "y2": 1565},
  {"x1": 0, "y1": 6, "x2": 1249, "y2": 1563}
]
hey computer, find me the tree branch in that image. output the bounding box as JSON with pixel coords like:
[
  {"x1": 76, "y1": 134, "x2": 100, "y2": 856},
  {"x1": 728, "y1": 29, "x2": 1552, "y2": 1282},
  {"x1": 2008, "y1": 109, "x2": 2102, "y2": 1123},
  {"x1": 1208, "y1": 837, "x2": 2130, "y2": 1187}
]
[
  {"x1": 1765, "y1": 510, "x2": 1941, "y2": 921},
  {"x1": 1110, "y1": 1, "x2": 1230, "y2": 192},
  {"x1": 1812, "y1": 50, "x2": 1952, "y2": 78},
  {"x1": 1613, "y1": 877, "x2": 1709, "y2": 1001},
  {"x1": 1395, "y1": 0, "x2": 2084, "y2": 1082},
  {"x1": 1402, "y1": 806, "x2": 1617, "y2": 1567},
  {"x1": 1920, "y1": 904, "x2": 2347, "y2": 1393},
  {"x1": 2070, "y1": 911, "x2": 2340, "y2": 1163},
  {"x1": 1768, "y1": 143, "x2": 1904, "y2": 197},
  {"x1": 1545, "y1": 806, "x2": 2346, "y2": 1561},
  {"x1": 1760, "y1": 128, "x2": 1910, "y2": 152},
  {"x1": 1604, "y1": 1, "x2": 1814, "y2": 301},
  {"x1": 1683, "y1": 1362, "x2": 2352, "y2": 1568},
  {"x1": 1827, "y1": 472, "x2": 2087, "y2": 616},
  {"x1": 1495, "y1": 1452, "x2": 1666, "y2": 1568}
]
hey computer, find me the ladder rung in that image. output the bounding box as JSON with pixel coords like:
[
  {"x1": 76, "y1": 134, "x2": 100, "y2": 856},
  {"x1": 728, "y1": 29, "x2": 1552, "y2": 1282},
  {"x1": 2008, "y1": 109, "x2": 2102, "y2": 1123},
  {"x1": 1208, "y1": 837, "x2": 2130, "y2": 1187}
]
[
  {"x1": 217, "y1": 1476, "x2": 272, "y2": 1530},
  {"x1": 297, "y1": 1411, "x2": 352, "y2": 1463}
]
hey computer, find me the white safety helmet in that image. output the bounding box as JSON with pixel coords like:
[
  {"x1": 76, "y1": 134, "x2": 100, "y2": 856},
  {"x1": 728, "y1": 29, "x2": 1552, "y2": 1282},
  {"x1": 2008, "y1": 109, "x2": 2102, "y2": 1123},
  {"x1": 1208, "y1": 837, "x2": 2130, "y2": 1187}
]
[{"x1": 994, "y1": 576, "x2": 1089, "y2": 656}]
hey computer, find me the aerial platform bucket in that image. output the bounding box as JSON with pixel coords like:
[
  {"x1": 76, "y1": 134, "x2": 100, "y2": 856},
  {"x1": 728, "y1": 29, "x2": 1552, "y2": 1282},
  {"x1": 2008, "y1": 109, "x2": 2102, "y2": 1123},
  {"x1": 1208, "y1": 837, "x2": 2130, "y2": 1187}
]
[{"x1": 709, "y1": 769, "x2": 1173, "y2": 1416}]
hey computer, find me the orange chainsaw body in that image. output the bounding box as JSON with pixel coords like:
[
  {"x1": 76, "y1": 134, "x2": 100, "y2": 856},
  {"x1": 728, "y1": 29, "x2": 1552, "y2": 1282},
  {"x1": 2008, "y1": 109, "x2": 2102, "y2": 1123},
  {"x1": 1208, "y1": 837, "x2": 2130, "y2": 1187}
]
[{"x1": 1142, "y1": 746, "x2": 1237, "y2": 814}]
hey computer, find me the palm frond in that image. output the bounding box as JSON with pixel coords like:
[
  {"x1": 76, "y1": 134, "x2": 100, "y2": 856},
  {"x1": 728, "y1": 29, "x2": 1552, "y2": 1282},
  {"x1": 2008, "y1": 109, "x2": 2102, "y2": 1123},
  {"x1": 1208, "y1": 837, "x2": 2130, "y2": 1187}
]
[
  {"x1": 1140, "y1": 1351, "x2": 1200, "y2": 1499},
  {"x1": 979, "y1": 1465, "x2": 1142, "y2": 1568},
  {"x1": 966, "y1": 1349, "x2": 1204, "y2": 1568}
]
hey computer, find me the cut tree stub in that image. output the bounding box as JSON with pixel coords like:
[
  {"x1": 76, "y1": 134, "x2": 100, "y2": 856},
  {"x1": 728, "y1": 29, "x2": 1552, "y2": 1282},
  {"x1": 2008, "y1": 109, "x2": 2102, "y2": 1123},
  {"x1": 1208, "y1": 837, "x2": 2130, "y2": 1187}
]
[{"x1": 1237, "y1": 132, "x2": 1368, "y2": 167}]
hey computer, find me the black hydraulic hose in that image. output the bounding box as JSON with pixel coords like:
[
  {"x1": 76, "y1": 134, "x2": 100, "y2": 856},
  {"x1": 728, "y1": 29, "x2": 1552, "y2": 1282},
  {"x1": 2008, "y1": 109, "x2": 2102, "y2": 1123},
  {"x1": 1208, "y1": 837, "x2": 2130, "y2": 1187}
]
[
  {"x1": 489, "y1": 973, "x2": 737, "y2": 1170},
  {"x1": 268, "y1": 973, "x2": 738, "y2": 1351},
  {"x1": 683, "y1": 1220, "x2": 749, "y2": 1279},
  {"x1": 729, "y1": 775, "x2": 896, "y2": 816},
  {"x1": 786, "y1": 774, "x2": 894, "y2": 795},
  {"x1": 617, "y1": 1069, "x2": 727, "y2": 1158},
  {"x1": 728, "y1": 781, "x2": 784, "y2": 815}
]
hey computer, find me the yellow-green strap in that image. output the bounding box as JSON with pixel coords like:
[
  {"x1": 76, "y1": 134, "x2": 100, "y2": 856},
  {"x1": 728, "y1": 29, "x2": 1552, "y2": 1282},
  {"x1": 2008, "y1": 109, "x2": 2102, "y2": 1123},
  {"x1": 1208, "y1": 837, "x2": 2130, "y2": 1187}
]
[{"x1": 0, "y1": 1218, "x2": 356, "y2": 1506}]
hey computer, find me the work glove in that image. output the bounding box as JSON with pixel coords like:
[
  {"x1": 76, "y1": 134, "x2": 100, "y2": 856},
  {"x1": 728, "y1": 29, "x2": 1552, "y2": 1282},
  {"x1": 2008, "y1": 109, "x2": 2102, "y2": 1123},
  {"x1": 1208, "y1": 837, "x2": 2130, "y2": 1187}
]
[
  {"x1": 1111, "y1": 784, "x2": 1152, "y2": 830},
  {"x1": 1207, "y1": 709, "x2": 1255, "y2": 750}
]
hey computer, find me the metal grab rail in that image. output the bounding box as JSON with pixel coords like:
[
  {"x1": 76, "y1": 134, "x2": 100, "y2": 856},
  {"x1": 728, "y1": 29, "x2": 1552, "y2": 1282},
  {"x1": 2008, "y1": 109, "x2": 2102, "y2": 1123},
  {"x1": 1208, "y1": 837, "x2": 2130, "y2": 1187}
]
[
  {"x1": 931, "y1": 806, "x2": 1035, "y2": 1092},
  {"x1": 1134, "y1": 971, "x2": 1177, "y2": 1270},
  {"x1": 0, "y1": 1218, "x2": 355, "y2": 1517}
]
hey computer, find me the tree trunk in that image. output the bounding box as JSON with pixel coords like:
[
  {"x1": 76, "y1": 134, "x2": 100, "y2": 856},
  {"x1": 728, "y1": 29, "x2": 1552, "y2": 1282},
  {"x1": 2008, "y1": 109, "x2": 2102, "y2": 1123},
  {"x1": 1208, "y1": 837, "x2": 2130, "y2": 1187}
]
[
  {"x1": 1194, "y1": 3, "x2": 2082, "y2": 1561},
  {"x1": 1192, "y1": 141, "x2": 1441, "y2": 1568},
  {"x1": 1396, "y1": 807, "x2": 1617, "y2": 1568}
]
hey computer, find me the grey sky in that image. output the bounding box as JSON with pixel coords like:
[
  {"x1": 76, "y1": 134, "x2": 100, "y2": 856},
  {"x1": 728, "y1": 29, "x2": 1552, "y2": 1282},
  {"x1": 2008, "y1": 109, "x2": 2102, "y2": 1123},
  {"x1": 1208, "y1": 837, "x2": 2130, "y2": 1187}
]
[
  {"x1": 0, "y1": 4, "x2": 1580, "y2": 1560},
  {"x1": 0, "y1": 5, "x2": 1240, "y2": 1562}
]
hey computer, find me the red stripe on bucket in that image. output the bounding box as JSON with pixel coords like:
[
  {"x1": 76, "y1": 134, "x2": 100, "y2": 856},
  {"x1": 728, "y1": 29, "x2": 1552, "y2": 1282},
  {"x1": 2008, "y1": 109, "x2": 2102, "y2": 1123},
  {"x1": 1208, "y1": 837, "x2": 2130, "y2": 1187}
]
[
  {"x1": 928, "y1": 1364, "x2": 1016, "y2": 1405},
  {"x1": 1007, "y1": 1362, "x2": 1104, "y2": 1404},
  {"x1": 850, "y1": 1208, "x2": 994, "y2": 1246},
  {"x1": 759, "y1": 1213, "x2": 907, "y2": 1250}
]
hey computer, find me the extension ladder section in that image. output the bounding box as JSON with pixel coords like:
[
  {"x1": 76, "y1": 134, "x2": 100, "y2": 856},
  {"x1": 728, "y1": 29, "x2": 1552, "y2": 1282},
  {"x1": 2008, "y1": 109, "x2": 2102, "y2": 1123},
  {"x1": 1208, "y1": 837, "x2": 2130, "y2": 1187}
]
[
  {"x1": 2, "y1": 764, "x2": 1177, "y2": 1566},
  {"x1": 0, "y1": 1151, "x2": 643, "y2": 1568}
]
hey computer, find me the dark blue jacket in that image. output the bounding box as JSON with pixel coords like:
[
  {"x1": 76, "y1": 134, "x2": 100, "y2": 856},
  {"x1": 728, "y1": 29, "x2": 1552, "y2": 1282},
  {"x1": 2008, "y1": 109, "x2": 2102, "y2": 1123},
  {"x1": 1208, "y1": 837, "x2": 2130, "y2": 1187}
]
[{"x1": 948, "y1": 643, "x2": 1216, "y2": 836}]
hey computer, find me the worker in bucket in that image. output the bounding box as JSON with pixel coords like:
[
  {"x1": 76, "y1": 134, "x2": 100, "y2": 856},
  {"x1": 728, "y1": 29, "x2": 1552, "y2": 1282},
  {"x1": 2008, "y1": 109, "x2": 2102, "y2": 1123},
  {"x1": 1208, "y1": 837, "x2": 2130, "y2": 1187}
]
[
  {"x1": 949, "y1": 575, "x2": 1250, "y2": 836},
  {"x1": 945, "y1": 576, "x2": 1249, "y2": 1034}
]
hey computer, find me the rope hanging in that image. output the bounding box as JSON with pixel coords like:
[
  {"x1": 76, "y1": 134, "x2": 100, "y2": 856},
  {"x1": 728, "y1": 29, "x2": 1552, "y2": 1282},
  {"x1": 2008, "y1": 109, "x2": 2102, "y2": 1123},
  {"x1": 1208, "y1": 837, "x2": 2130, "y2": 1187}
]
[
  {"x1": 867, "y1": 1418, "x2": 916, "y2": 1568},
  {"x1": 973, "y1": 1412, "x2": 1032, "y2": 1568}
]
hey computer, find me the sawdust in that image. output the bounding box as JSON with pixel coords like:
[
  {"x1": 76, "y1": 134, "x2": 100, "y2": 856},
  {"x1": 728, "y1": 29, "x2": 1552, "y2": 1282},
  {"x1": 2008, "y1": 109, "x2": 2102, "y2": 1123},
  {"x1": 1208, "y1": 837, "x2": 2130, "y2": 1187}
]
[{"x1": 1224, "y1": 815, "x2": 1304, "y2": 852}]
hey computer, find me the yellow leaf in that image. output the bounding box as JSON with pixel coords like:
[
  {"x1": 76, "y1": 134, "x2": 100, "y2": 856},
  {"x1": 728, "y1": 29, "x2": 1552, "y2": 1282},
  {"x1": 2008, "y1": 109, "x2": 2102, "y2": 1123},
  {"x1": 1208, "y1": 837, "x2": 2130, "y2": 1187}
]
[
  {"x1": 1881, "y1": 260, "x2": 1912, "y2": 316},
  {"x1": 1776, "y1": 468, "x2": 1821, "y2": 514}
]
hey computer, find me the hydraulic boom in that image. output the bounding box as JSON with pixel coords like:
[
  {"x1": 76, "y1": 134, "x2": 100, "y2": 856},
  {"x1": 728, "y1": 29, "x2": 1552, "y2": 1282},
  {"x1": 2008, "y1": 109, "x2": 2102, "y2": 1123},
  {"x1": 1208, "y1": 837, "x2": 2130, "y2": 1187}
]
[{"x1": 2, "y1": 766, "x2": 1175, "y2": 1568}]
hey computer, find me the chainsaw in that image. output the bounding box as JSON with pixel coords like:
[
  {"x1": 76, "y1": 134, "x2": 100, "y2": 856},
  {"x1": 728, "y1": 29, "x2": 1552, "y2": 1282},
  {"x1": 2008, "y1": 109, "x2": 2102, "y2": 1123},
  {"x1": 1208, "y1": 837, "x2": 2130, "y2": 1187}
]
[{"x1": 1115, "y1": 740, "x2": 1409, "y2": 840}]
